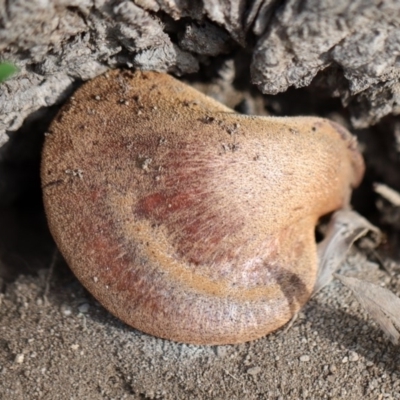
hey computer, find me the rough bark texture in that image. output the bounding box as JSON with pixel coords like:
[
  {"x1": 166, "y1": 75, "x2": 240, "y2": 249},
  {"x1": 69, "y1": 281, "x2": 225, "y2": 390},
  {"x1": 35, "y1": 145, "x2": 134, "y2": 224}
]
[{"x1": 1, "y1": 0, "x2": 400, "y2": 147}]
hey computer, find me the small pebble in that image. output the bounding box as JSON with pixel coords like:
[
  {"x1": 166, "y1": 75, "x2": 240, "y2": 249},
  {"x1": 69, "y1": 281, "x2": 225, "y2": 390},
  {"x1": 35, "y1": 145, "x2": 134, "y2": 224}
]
[
  {"x1": 326, "y1": 375, "x2": 335, "y2": 383},
  {"x1": 366, "y1": 361, "x2": 374, "y2": 367},
  {"x1": 71, "y1": 344, "x2": 79, "y2": 350},
  {"x1": 349, "y1": 351, "x2": 359, "y2": 362},
  {"x1": 78, "y1": 303, "x2": 90, "y2": 313},
  {"x1": 342, "y1": 356, "x2": 348, "y2": 364},
  {"x1": 247, "y1": 366, "x2": 262, "y2": 376},
  {"x1": 61, "y1": 304, "x2": 72, "y2": 316},
  {"x1": 300, "y1": 355, "x2": 310, "y2": 362},
  {"x1": 216, "y1": 346, "x2": 227, "y2": 357},
  {"x1": 15, "y1": 354, "x2": 24, "y2": 364}
]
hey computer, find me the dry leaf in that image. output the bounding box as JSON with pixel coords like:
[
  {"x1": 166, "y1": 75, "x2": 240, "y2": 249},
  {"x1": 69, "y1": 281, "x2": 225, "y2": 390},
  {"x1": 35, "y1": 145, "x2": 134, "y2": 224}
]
[
  {"x1": 314, "y1": 210, "x2": 381, "y2": 294},
  {"x1": 335, "y1": 274, "x2": 400, "y2": 345}
]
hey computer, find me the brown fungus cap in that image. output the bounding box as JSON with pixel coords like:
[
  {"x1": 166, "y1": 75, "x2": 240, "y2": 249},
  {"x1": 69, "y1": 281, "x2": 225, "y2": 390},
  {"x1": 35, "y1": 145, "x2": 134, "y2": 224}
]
[{"x1": 41, "y1": 70, "x2": 364, "y2": 345}]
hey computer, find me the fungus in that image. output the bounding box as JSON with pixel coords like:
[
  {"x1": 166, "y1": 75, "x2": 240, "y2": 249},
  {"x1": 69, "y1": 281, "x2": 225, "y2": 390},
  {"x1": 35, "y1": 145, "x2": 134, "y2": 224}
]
[{"x1": 41, "y1": 70, "x2": 394, "y2": 345}]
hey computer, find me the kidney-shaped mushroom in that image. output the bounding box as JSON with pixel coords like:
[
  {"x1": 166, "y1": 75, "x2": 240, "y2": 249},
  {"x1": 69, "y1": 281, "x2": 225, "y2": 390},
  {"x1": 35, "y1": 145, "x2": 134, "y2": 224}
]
[{"x1": 41, "y1": 70, "x2": 367, "y2": 344}]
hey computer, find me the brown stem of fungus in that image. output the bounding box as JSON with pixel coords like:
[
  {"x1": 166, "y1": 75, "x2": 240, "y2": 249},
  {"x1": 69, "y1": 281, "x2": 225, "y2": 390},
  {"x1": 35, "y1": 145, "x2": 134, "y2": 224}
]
[{"x1": 41, "y1": 70, "x2": 376, "y2": 345}]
